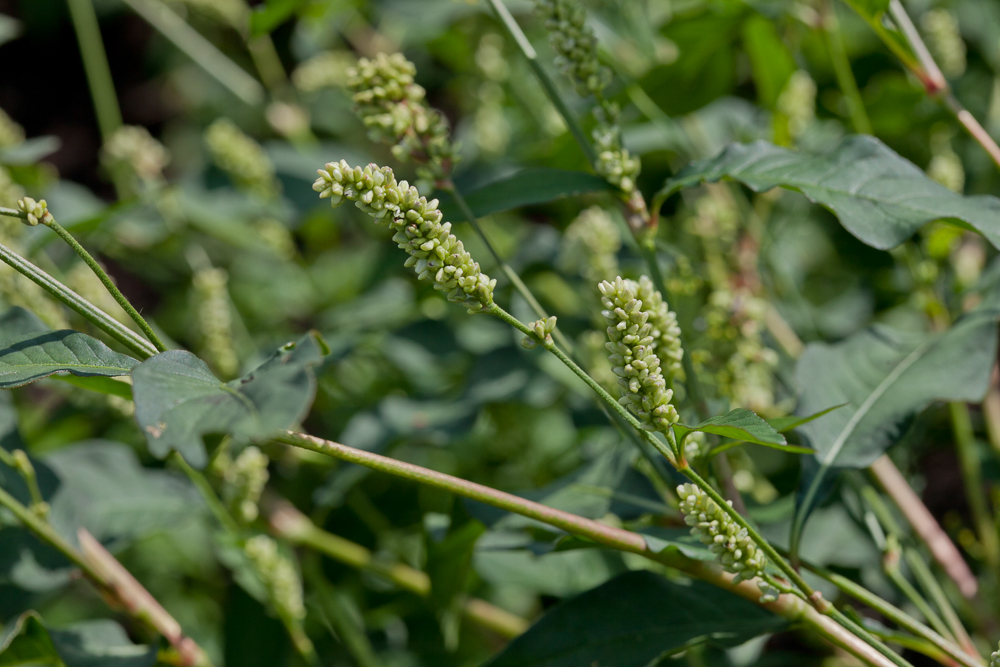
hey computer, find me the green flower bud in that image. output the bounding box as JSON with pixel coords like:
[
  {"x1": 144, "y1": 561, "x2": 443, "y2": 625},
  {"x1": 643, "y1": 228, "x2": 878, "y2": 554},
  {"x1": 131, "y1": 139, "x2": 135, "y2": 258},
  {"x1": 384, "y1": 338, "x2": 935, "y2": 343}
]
[
  {"x1": 314, "y1": 161, "x2": 496, "y2": 312},
  {"x1": 347, "y1": 53, "x2": 456, "y2": 181},
  {"x1": 17, "y1": 197, "x2": 52, "y2": 227},
  {"x1": 599, "y1": 276, "x2": 681, "y2": 432},
  {"x1": 102, "y1": 125, "x2": 170, "y2": 182},
  {"x1": 683, "y1": 431, "x2": 706, "y2": 463},
  {"x1": 560, "y1": 205, "x2": 621, "y2": 282},
  {"x1": 0, "y1": 107, "x2": 24, "y2": 149},
  {"x1": 205, "y1": 118, "x2": 281, "y2": 199},
  {"x1": 776, "y1": 71, "x2": 816, "y2": 140},
  {"x1": 292, "y1": 51, "x2": 356, "y2": 93},
  {"x1": 193, "y1": 267, "x2": 239, "y2": 379},
  {"x1": 594, "y1": 124, "x2": 641, "y2": 194},
  {"x1": 990, "y1": 642, "x2": 1000, "y2": 667},
  {"x1": 633, "y1": 275, "x2": 683, "y2": 383},
  {"x1": 532, "y1": 0, "x2": 612, "y2": 98},
  {"x1": 244, "y1": 535, "x2": 306, "y2": 621},
  {"x1": 221, "y1": 446, "x2": 270, "y2": 524},
  {"x1": 677, "y1": 483, "x2": 776, "y2": 601},
  {"x1": 922, "y1": 9, "x2": 966, "y2": 79},
  {"x1": 522, "y1": 316, "x2": 558, "y2": 349}
]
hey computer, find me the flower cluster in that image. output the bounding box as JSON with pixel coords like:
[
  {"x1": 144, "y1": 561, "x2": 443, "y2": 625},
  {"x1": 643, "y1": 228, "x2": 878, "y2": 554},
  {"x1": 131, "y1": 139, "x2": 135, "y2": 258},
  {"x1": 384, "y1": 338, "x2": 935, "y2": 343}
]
[
  {"x1": 677, "y1": 483, "x2": 777, "y2": 601},
  {"x1": 102, "y1": 125, "x2": 170, "y2": 182},
  {"x1": 220, "y1": 446, "x2": 270, "y2": 524},
  {"x1": 244, "y1": 535, "x2": 306, "y2": 621},
  {"x1": 927, "y1": 126, "x2": 964, "y2": 193},
  {"x1": 532, "y1": 0, "x2": 611, "y2": 98},
  {"x1": 633, "y1": 275, "x2": 683, "y2": 382},
  {"x1": 922, "y1": 9, "x2": 966, "y2": 78},
  {"x1": 560, "y1": 205, "x2": 621, "y2": 283},
  {"x1": 314, "y1": 161, "x2": 496, "y2": 312},
  {"x1": 0, "y1": 107, "x2": 24, "y2": 149},
  {"x1": 990, "y1": 642, "x2": 1000, "y2": 667},
  {"x1": 594, "y1": 128, "x2": 642, "y2": 194},
  {"x1": 347, "y1": 53, "x2": 456, "y2": 182},
  {"x1": 17, "y1": 197, "x2": 52, "y2": 227},
  {"x1": 776, "y1": 71, "x2": 816, "y2": 141},
  {"x1": 193, "y1": 267, "x2": 239, "y2": 379},
  {"x1": 292, "y1": 50, "x2": 355, "y2": 93},
  {"x1": 522, "y1": 316, "x2": 558, "y2": 349},
  {"x1": 599, "y1": 276, "x2": 680, "y2": 432},
  {"x1": 205, "y1": 118, "x2": 281, "y2": 199}
]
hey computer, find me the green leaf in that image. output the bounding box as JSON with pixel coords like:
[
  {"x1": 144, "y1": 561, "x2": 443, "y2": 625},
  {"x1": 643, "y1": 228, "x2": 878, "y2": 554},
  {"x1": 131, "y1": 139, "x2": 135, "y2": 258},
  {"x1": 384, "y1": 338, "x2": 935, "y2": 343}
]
[
  {"x1": 485, "y1": 571, "x2": 785, "y2": 667},
  {"x1": 656, "y1": 136, "x2": 1000, "y2": 250},
  {"x1": 741, "y1": 14, "x2": 796, "y2": 110},
  {"x1": 0, "y1": 307, "x2": 47, "y2": 340},
  {"x1": 439, "y1": 169, "x2": 615, "y2": 220},
  {"x1": 0, "y1": 331, "x2": 140, "y2": 388},
  {"x1": 0, "y1": 612, "x2": 156, "y2": 667},
  {"x1": 675, "y1": 408, "x2": 787, "y2": 448},
  {"x1": 767, "y1": 404, "x2": 846, "y2": 433},
  {"x1": 249, "y1": 0, "x2": 305, "y2": 36},
  {"x1": 791, "y1": 305, "x2": 1000, "y2": 557},
  {"x1": 0, "y1": 137, "x2": 61, "y2": 166},
  {"x1": 131, "y1": 332, "x2": 326, "y2": 466}
]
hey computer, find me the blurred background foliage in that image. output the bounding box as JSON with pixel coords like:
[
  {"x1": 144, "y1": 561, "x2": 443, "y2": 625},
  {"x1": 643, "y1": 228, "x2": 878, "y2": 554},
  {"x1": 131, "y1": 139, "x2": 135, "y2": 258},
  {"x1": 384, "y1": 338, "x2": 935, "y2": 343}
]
[{"x1": 0, "y1": 0, "x2": 999, "y2": 665}]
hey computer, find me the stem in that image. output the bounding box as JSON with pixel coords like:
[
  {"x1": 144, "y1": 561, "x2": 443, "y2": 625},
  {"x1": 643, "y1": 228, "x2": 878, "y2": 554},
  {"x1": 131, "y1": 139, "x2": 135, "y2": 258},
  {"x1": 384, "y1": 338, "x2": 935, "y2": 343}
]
[
  {"x1": 0, "y1": 224, "x2": 157, "y2": 359},
  {"x1": 886, "y1": 0, "x2": 946, "y2": 93},
  {"x1": 883, "y1": 547, "x2": 952, "y2": 640},
  {"x1": 170, "y1": 452, "x2": 241, "y2": 535},
  {"x1": 821, "y1": 0, "x2": 873, "y2": 134},
  {"x1": 869, "y1": 455, "x2": 978, "y2": 599},
  {"x1": 302, "y1": 556, "x2": 384, "y2": 667},
  {"x1": 65, "y1": 0, "x2": 123, "y2": 140},
  {"x1": 0, "y1": 486, "x2": 212, "y2": 666},
  {"x1": 828, "y1": 607, "x2": 918, "y2": 667},
  {"x1": 798, "y1": 558, "x2": 984, "y2": 667},
  {"x1": 42, "y1": 217, "x2": 167, "y2": 353},
  {"x1": 11, "y1": 450, "x2": 47, "y2": 515},
  {"x1": 120, "y1": 0, "x2": 265, "y2": 105},
  {"x1": 266, "y1": 498, "x2": 529, "y2": 639},
  {"x1": 950, "y1": 401, "x2": 1000, "y2": 576},
  {"x1": 906, "y1": 550, "x2": 979, "y2": 659},
  {"x1": 274, "y1": 431, "x2": 901, "y2": 667},
  {"x1": 485, "y1": 0, "x2": 598, "y2": 166},
  {"x1": 446, "y1": 184, "x2": 573, "y2": 353}
]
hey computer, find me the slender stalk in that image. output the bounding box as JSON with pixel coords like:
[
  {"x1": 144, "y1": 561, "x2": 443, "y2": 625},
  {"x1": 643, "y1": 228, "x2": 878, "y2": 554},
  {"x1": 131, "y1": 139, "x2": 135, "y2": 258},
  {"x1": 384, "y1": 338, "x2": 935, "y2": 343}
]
[
  {"x1": 869, "y1": 455, "x2": 978, "y2": 599},
  {"x1": 170, "y1": 452, "x2": 241, "y2": 535},
  {"x1": 882, "y1": 547, "x2": 952, "y2": 640},
  {"x1": 828, "y1": 607, "x2": 918, "y2": 667},
  {"x1": 42, "y1": 217, "x2": 167, "y2": 353},
  {"x1": 0, "y1": 486, "x2": 213, "y2": 666},
  {"x1": 886, "y1": 0, "x2": 946, "y2": 93},
  {"x1": 266, "y1": 498, "x2": 529, "y2": 639},
  {"x1": 821, "y1": 0, "x2": 873, "y2": 134},
  {"x1": 950, "y1": 401, "x2": 1000, "y2": 575},
  {"x1": 120, "y1": 0, "x2": 265, "y2": 105},
  {"x1": 0, "y1": 227, "x2": 157, "y2": 358},
  {"x1": 906, "y1": 550, "x2": 979, "y2": 659},
  {"x1": 797, "y1": 558, "x2": 984, "y2": 667},
  {"x1": 274, "y1": 430, "x2": 900, "y2": 667},
  {"x1": 446, "y1": 184, "x2": 573, "y2": 353},
  {"x1": 485, "y1": 0, "x2": 598, "y2": 166},
  {"x1": 65, "y1": 0, "x2": 123, "y2": 140}
]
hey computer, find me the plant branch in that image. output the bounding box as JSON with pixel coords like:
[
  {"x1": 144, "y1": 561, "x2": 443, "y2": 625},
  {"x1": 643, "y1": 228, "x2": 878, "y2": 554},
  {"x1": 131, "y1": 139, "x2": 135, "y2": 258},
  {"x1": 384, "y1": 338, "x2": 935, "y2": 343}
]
[
  {"x1": 950, "y1": 401, "x2": 1000, "y2": 576},
  {"x1": 0, "y1": 219, "x2": 158, "y2": 358},
  {"x1": 264, "y1": 497, "x2": 530, "y2": 639},
  {"x1": 0, "y1": 486, "x2": 212, "y2": 666},
  {"x1": 274, "y1": 430, "x2": 902, "y2": 667},
  {"x1": 41, "y1": 216, "x2": 167, "y2": 353},
  {"x1": 65, "y1": 0, "x2": 123, "y2": 140},
  {"x1": 821, "y1": 0, "x2": 873, "y2": 134}
]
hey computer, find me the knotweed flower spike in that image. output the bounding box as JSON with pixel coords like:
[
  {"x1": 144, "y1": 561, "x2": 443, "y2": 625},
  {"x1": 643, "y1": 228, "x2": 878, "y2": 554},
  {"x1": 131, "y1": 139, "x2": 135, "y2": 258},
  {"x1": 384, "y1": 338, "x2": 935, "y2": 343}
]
[
  {"x1": 921, "y1": 8, "x2": 966, "y2": 78},
  {"x1": 776, "y1": 71, "x2": 816, "y2": 141},
  {"x1": 17, "y1": 197, "x2": 52, "y2": 227},
  {"x1": 677, "y1": 484, "x2": 778, "y2": 602},
  {"x1": 244, "y1": 535, "x2": 306, "y2": 621},
  {"x1": 599, "y1": 276, "x2": 681, "y2": 432},
  {"x1": 347, "y1": 53, "x2": 456, "y2": 182},
  {"x1": 102, "y1": 125, "x2": 170, "y2": 182},
  {"x1": 560, "y1": 206, "x2": 621, "y2": 283},
  {"x1": 990, "y1": 643, "x2": 1000, "y2": 667},
  {"x1": 633, "y1": 275, "x2": 683, "y2": 382},
  {"x1": 314, "y1": 161, "x2": 496, "y2": 312},
  {"x1": 292, "y1": 51, "x2": 356, "y2": 93},
  {"x1": 193, "y1": 267, "x2": 239, "y2": 379},
  {"x1": 205, "y1": 118, "x2": 281, "y2": 199},
  {"x1": 221, "y1": 446, "x2": 270, "y2": 524}
]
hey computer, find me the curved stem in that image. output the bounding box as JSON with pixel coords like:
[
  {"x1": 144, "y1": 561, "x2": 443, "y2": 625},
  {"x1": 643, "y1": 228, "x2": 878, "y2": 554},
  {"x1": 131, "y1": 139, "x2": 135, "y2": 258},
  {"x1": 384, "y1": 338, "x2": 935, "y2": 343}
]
[
  {"x1": 821, "y1": 0, "x2": 873, "y2": 134},
  {"x1": 0, "y1": 221, "x2": 157, "y2": 359},
  {"x1": 274, "y1": 431, "x2": 900, "y2": 667},
  {"x1": 66, "y1": 0, "x2": 123, "y2": 140},
  {"x1": 42, "y1": 217, "x2": 167, "y2": 353}
]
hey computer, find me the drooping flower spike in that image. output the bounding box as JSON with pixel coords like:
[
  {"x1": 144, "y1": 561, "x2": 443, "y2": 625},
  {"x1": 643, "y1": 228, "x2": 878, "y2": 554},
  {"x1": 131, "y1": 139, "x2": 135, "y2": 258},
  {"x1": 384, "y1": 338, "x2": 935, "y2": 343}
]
[{"x1": 314, "y1": 161, "x2": 496, "y2": 312}]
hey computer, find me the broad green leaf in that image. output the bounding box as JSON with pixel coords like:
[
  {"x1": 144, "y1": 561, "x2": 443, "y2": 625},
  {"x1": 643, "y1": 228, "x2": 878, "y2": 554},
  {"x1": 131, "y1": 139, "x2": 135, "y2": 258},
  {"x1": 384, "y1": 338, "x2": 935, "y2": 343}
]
[
  {"x1": 675, "y1": 408, "x2": 787, "y2": 448},
  {"x1": 486, "y1": 571, "x2": 785, "y2": 667},
  {"x1": 131, "y1": 332, "x2": 326, "y2": 466},
  {"x1": 656, "y1": 136, "x2": 1000, "y2": 250},
  {"x1": 0, "y1": 137, "x2": 61, "y2": 166},
  {"x1": 53, "y1": 375, "x2": 132, "y2": 400},
  {"x1": 0, "y1": 307, "x2": 47, "y2": 341},
  {"x1": 767, "y1": 404, "x2": 846, "y2": 433},
  {"x1": 438, "y1": 169, "x2": 615, "y2": 220},
  {"x1": 0, "y1": 331, "x2": 139, "y2": 389},
  {"x1": 0, "y1": 612, "x2": 156, "y2": 667},
  {"x1": 45, "y1": 440, "x2": 200, "y2": 544},
  {"x1": 741, "y1": 15, "x2": 796, "y2": 110},
  {"x1": 791, "y1": 305, "x2": 1000, "y2": 557}
]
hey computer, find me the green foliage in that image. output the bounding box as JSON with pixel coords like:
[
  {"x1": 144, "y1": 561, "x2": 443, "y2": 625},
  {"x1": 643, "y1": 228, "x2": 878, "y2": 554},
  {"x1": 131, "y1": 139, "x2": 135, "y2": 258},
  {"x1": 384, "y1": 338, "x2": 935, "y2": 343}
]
[
  {"x1": 486, "y1": 571, "x2": 785, "y2": 667},
  {"x1": 0, "y1": 332, "x2": 138, "y2": 388},
  {"x1": 0, "y1": 612, "x2": 157, "y2": 667}
]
